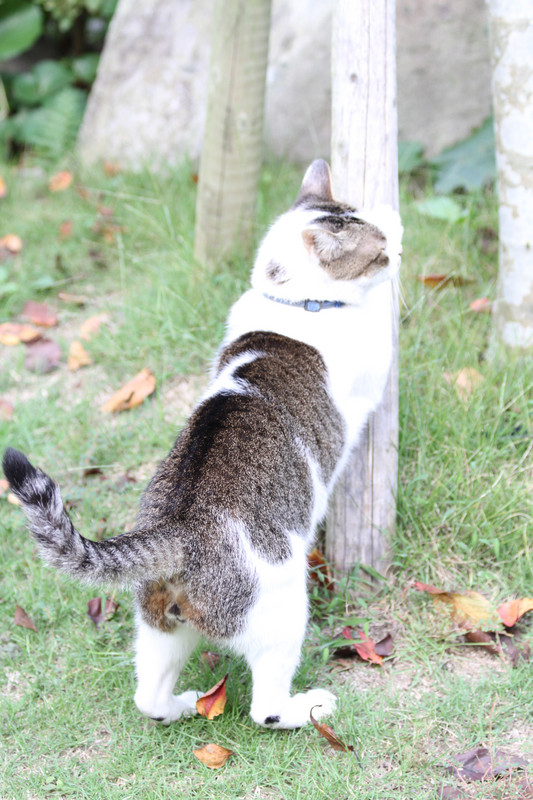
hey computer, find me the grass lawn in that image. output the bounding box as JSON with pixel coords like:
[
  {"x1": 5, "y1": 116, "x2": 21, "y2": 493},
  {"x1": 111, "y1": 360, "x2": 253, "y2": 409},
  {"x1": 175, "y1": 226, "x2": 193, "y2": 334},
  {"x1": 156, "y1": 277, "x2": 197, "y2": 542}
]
[{"x1": 0, "y1": 156, "x2": 532, "y2": 800}]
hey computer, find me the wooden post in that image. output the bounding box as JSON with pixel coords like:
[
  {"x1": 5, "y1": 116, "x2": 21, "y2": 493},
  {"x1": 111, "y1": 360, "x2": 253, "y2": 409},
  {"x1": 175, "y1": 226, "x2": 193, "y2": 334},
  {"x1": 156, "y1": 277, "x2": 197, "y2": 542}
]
[
  {"x1": 194, "y1": 0, "x2": 272, "y2": 266},
  {"x1": 327, "y1": 0, "x2": 399, "y2": 576}
]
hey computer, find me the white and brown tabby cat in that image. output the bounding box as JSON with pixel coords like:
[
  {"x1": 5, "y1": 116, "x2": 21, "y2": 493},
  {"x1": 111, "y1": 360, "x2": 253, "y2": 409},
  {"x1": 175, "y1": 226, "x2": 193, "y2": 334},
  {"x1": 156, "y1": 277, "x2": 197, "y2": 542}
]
[{"x1": 3, "y1": 159, "x2": 402, "y2": 730}]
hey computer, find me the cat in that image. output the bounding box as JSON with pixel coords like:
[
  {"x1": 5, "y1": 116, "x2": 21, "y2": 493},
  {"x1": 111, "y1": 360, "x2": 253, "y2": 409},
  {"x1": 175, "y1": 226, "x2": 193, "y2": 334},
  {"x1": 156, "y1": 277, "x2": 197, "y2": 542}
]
[{"x1": 3, "y1": 159, "x2": 402, "y2": 730}]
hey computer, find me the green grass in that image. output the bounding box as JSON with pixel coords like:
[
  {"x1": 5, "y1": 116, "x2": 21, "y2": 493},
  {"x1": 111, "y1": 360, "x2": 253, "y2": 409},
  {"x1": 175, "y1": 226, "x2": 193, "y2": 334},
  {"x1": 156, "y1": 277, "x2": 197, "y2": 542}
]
[{"x1": 1, "y1": 157, "x2": 532, "y2": 800}]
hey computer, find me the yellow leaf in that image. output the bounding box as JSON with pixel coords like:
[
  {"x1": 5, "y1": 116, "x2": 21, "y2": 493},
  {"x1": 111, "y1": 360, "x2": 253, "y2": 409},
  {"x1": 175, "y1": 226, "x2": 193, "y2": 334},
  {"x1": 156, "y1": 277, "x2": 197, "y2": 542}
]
[
  {"x1": 0, "y1": 234, "x2": 23, "y2": 253},
  {"x1": 0, "y1": 322, "x2": 41, "y2": 346},
  {"x1": 68, "y1": 340, "x2": 92, "y2": 371},
  {"x1": 193, "y1": 743, "x2": 233, "y2": 769},
  {"x1": 434, "y1": 590, "x2": 502, "y2": 631},
  {"x1": 444, "y1": 367, "x2": 484, "y2": 401},
  {"x1": 100, "y1": 368, "x2": 156, "y2": 413},
  {"x1": 0, "y1": 175, "x2": 7, "y2": 198},
  {"x1": 79, "y1": 313, "x2": 109, "y2": 340}
]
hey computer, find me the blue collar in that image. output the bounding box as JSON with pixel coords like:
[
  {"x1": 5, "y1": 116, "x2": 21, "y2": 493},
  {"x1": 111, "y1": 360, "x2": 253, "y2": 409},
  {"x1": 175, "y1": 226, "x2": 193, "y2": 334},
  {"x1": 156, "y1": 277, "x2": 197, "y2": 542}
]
[{"x1": 263, "y1": 294, "x2": 345, "y2": 312}]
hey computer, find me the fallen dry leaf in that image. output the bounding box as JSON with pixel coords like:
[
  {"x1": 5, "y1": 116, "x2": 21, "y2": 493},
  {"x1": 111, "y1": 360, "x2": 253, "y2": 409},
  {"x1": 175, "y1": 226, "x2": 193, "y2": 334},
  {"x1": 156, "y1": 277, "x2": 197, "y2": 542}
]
[
  {"x1": 0, "y1": 398, "x2": 14, "y2": 419},
  {"x1": 0, "y1": 234, "x2": 23, "y2": 253},
  {"x1": 196, "y1": 674, "x2": 228, "y2": 720},
  {"x1": 49, "y1": 171, "x2": 73, "y2": 192},
  {"x1": 308, "y1": 547, "x2": 334, "y2": 590},
  {"x1": 310, "y1": 706, "x2": 359, "y2": 758},
  {"x1": 79, "y1": 313, "x2": 109, "y2": 340},
  {"x1": 0, "y1": 322, "x2": 41, "y2": 346},
  {"x1": 68, "y1": 340, "x2": 92, "y2": 371},
  {"x1": 23, "y1": 300, "x2": 58, "y2": 328},
  {"x1": 445, "y1": 745, "x2": 528, "y2": 782},
  {"x1": 201, "y1": 651, "x2": 221, "y2": 670},
  {"x1": 415, "y1": 583, "x2": 503, "y2": 631},
  {"x1": 417, "y1": 274, "x2": 472, "y2": 289},
  {"x1": 193, "y1": 743, "x2": 233, "y2": 769},
  {"x1": 14, "y1": 604, "x2": 38, "y2": 632},
  {"x1": 24, "y1": 338, "x2": 61, "y2": 373},
  {"x1": 103, "y1": 161, "x2": 121, "y2": 177},
  {"x1": 58, "y1": 292, "x2": 88, "y2": 306},
  {"x1": 0, "y1": 175, "x2": 6, "y2": 198},
  {"x1": 469, "y1": 297, "x2": 492, "y2": 313},
  {"x1": 498, "y1": 598, "x2": 533, "y2": 627},
  {"x1": 87, "y1": 596, "x2": 120, "y2": 629},
  {"x1": 58, "y1": 220, "x2": 73, "y2": 239},
  {"x1": 2, "y1": 479, "x2": 21, "y2": 506},
  {"x1": 444, "y1": 368, "x2": 484, "y2": 401},
  {"x1": 100, "y1": 368, "x2": 156, "y2": 413},
  {"x1": 342, "y1": 627, "x2": 384, "y2": 665}
]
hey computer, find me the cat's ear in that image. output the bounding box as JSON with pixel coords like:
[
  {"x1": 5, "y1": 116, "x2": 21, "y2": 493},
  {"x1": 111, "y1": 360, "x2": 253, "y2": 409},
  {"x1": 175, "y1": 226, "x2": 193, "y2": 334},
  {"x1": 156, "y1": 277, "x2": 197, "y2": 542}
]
[
  {"x1": 296, "y1": 159, "x2": 333, "y2": 202},
  {"x1": 302, "y1": 227, "x2": 343, "y2": 261}
]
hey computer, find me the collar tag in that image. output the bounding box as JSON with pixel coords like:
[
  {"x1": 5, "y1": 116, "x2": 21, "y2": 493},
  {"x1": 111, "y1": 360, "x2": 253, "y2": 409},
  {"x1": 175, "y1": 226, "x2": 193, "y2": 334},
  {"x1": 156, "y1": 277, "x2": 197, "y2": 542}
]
[{"x1": 263, "y1": 294, "x2": 345, "y2": 312}]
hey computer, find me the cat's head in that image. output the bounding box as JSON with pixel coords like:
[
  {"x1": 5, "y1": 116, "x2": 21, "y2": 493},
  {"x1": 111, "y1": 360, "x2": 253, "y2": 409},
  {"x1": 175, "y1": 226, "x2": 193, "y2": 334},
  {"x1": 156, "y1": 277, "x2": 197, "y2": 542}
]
[{"x1": 251, "y1": 160, "x2": 402, "y2": 306}]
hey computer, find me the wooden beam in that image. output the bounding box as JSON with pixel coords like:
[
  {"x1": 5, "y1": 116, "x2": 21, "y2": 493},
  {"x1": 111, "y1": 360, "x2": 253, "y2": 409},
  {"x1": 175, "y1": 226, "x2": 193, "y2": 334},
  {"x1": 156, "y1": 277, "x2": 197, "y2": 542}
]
[{"x1": 327, "y1": 0, "x2": 399, "y2": 576}]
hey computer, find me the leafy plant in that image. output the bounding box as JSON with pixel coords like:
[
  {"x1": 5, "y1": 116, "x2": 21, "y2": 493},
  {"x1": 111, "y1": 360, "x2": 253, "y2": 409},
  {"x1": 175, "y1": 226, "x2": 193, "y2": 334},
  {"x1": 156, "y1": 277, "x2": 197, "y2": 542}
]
[
  {"x1": 0, "y1": 0, "x2": 116, "y2": 157},
  {"x1": 431, "y1": 117, "x2": 496, "y2": 194}
]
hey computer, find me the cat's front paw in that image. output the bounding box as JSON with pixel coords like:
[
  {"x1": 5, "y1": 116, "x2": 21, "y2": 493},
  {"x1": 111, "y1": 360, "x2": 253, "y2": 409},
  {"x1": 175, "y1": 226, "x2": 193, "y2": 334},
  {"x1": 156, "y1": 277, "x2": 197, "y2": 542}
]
[{"x1": 135, "y1": 688, "x2": 201, "y2": 725}]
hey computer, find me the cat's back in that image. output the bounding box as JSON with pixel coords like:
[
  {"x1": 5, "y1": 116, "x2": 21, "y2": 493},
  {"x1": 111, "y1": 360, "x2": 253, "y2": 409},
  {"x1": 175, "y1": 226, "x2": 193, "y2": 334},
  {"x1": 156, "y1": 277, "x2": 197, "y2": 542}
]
[{"x1": 138, "y1": 331, "x2": 344, "y2": 554}]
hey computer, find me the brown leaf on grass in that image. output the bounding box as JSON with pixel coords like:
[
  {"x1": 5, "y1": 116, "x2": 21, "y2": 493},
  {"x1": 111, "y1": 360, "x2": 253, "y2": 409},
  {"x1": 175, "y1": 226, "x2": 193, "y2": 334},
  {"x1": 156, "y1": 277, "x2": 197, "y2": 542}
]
[
  {"x1": 443, "y1": 368, "x2": 484, "y2": 401},
  {"x1": 417, "y1": 274, "x2": 473, "y2": 289},
  {"x1": 0, "y1": 175, "x2": 6, "y2": 198},
  {"x1": 310, "y1": 706, "x2": 359, "y2": 758},
  {"x1": 196, "y1": 674, "x2": 228, "y2": 720},
  {"x1": 341, "y1": 627, "x2": 384, "y2": 665},
  {"x1": 0, "y1": 234, "x2": 23, "y2": 253},
  {"x1": 469, "y1": 297, "x2": 492, "y2": 313},
  {"x1": 49, "y1": 171, "x2": 73, "y2": 192},
  {"x1": 201, "y1": 651, "x2": 221, "y2": 670},
  {"x1": 308, "y1": 547, "x2": 334, "y2": 590},
  {"x1": 24, "y1": 338, "x2": 61, "y2": 373},
  {"x1": 23, "y1": 300, "x2": 58, "y2": 327},
  {"x1": 0, "y1": 322, "x2": 41, "y2": 346},
  {"x1": 374, "y1": 633, "x2": 395, "y2": 657},
  {"x1": 100, "y1": 368, "x2": 156, "y2": 413},
  {"x1": 414, "y1": 583, "x2": 503, "y2": 631},
  {"x1": 14, "y1": 604, "x2": 37, "y2": 632},
  {"x1": 498, "y1": 598, "x2": 533, "y2": 627},
  {"x1": 87, "y1": 596, "x2": 120, "y2": 629},
  {"x1": 58, "y1": 292, "x2": 88, "y2": 306},
  {"x1": 92, "y1": 220, "x2": 125, "y2": 244},
  {"x1": 68, "y1": 340, "x2": 92, "y2": 371},
  {"x1": 103, "y1": 161, "x2": 121, "y2": 176},
  {"x1": 0, "y1": 398, "x2": 14, "y2": 419},
  {"x1": 58, "y1": 220, "x2": 73, "y2": 239},
  {"x1": 79, "y1": 313, "x2": 109, "y2": 340},
  {"x1": 445, "y1": 746, "x2": 528, "y2": 782},
  {"x1": 193, "y1": 743, "x2": 233, "y2": 769}
]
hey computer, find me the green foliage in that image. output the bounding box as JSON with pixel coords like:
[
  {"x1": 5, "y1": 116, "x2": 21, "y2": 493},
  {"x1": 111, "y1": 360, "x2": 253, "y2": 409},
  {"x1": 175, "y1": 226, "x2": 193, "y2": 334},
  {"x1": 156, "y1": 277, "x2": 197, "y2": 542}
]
[
  {"x1": 10, "y1": 59, "x2": 72, "y2": 106},
  {"x1": 0, "y1": 0, "x2": 115, "y2": 157},
  {"x1": 398, "y1": 140, "x2": 425, "y2": 176},
  {"x1": 0, "y1": 0, "x2": 43, "y2": 60},
  {"x1": 431, "y1": 117, "x2": 496, "y2": 194},
  {"x1": 416, "y1": 196, "x2": 467, "y2": 223},
  {"x1": 37, "y1": 0, "x2": 117, "y2": 31}
]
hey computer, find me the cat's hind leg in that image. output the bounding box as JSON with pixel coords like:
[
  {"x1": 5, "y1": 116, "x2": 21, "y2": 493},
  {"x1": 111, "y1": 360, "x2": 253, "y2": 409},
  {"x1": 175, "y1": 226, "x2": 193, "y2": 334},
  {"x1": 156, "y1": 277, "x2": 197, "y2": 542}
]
[
  {"x1": 134, "y1": 617, "x2": 202, "y2": 724},
  {"x1": 237, "y1": 543, "x2": 337, "y2": 729}
]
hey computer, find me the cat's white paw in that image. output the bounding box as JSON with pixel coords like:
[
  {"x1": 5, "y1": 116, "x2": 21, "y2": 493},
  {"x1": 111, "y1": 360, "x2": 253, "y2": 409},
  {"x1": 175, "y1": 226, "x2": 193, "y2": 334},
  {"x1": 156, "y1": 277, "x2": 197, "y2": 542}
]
[
  {"x1": 135, "y1": 688, "x2": 201, "y2": 725},
  {"x1": 252, "y1": 688, "x2": 337, "y2": 730}
]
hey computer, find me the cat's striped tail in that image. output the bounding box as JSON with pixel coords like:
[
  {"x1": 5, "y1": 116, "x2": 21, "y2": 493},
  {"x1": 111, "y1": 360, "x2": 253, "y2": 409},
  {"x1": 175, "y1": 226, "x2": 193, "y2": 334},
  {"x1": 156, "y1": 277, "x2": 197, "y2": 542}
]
[{"x1": 3, "y1": 448, "x2": 172, "y2": 586}]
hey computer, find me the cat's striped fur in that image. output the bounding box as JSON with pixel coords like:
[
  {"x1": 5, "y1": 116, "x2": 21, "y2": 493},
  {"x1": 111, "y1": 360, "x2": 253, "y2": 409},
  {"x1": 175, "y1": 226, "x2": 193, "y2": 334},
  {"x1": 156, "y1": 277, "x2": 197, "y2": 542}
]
[{"x1": 3, "y1": 159, "x2": 402, "y2": 729}]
